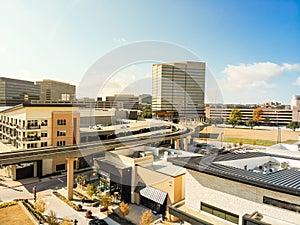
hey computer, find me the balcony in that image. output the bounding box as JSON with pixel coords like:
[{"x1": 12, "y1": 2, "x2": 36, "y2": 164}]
[
  {"x1": 26, "y1": 125, "x2": 41, "y2": 130},
  {"x1": 24, "y1": 136, "x2": 41, "y2": 142}
]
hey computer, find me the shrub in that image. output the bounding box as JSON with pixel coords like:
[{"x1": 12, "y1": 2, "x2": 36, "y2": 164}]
[
  {"x1": 119, "y1": 201, "x2": 130, "y2": 217},
  {"x1": 85, "y1": 210, "x2": 93, "y2": 218},
  {"x1": 34, "y1": 198, "x2": 46, "y2": 214},
  {"x1": 76, "y1": 204, "x2": 83, "y2": 211},
  {"x1": 52, "y1": 191, "x2": 77, "y2": 210},
  {"x1": 139, "y1": 210, "x2": 154, "y2": 225},
  {"x1": 0, "y1": 201, "x2": 16, "y2": 209}
]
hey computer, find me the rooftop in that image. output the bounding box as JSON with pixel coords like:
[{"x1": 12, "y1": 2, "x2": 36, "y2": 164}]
[{"x1": 169, "y1": 151, "x2": 300, "y2": 196}]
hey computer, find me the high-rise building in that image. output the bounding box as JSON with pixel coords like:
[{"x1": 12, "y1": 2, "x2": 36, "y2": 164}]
[
  {"x1": 152, "y1": 61, "x2": 206, "y2": 119},
  {"x1": 36, "y1": 79, "x2": 76, "y2": 102},
  {"x1": 0, "y1": 77, "x2": 40, "y2": 106}
]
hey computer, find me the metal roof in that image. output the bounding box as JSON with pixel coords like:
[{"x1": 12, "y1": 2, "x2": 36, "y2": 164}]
[
  {"x1": 135, "y1": 182, "x2": 168, "y2": 205},
  {"x1": 168, "y1": 152, "x2": 300, "y2": 196}
]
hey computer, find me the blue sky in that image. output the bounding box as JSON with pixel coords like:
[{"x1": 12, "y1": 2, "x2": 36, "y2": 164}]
[{"x1": 0, "y1": 0, "x2": 299, "y2": 104}]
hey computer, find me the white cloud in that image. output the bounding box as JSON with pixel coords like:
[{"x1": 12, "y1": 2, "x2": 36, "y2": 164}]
[
  {"x1": 221, "y1": 62, "x2": 300, "y2": 91},
  {"x1": 294, "y1": 77, "x2": 300, "y2": 86}
]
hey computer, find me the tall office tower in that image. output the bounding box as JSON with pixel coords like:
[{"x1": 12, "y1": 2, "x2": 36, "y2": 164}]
[
  {"x1": 152, "y1": 61, "x2": 205, "y2": 119},
  {"x1": 36, "y1": 79, "x2": 76, "y2": 102},
  {"x1": 0, "y1": 77, "x2": 40, "y2": 106}
]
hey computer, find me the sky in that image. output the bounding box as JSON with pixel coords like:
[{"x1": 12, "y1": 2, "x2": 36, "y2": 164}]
[{"x1": 0, "y1": 0, "x2": 299, "y2": 104}]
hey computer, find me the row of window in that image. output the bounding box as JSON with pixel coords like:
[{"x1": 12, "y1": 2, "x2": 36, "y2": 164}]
[
  {"x1": 26, "y1": 140, "x2": 67, "y2": 148},
  {"x1": 201, "y1": 202, "x2": 239, "y2": 224}
]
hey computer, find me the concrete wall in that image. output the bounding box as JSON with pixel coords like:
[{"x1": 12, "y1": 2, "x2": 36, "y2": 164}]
[{"x1": 185, "y1": 169, "x2": 300, "y2": 225}]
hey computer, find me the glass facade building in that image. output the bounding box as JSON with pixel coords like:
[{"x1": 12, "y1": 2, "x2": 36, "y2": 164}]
[
  {"x1": 152, "y1": 61, "x2": 206, "y2": 119},
  {"x1": 0, "y1": 77, "x2": 40, "y2": 106}
]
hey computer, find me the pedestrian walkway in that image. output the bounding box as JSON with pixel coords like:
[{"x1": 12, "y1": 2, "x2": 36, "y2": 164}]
[{"x1": 49, "y1": 188, "x2": 120, "y2": 225}]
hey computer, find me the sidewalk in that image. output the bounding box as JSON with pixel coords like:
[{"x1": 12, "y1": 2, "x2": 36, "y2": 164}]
[{"x1": 48, "y1": 188, "x2": 120, "y2": 225}]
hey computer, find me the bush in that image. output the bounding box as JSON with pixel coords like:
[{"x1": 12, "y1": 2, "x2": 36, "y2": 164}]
[
  {"x1": 0, "y1": 201, "x2": 16, "y2": 209},
  {"x1": 119, "y1": 201, "x2": 130, "y2": 217},
  {"x1": 85, "y1": 210, "x2": 93, "y2": 218},
  {"x1": 76, "y1": 204, "x2": 83, "y2": 211},
  {"x1": 34, "y1": 198, "x2": 46, "y2": 214},
  {"x1": 53, "y1": 191, "x2": 77, "y2": 211},
  {"x1": 22, "y1": 200, "x2": 46, "y2": 223}
]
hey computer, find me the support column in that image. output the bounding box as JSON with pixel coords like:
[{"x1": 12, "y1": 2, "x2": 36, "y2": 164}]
[
  {"x1": 184, "y1": 138, "x2": 188, "y2": 151},
  {"x1": 174, "y1": 139, "x2": 179, "y2": 150},
  {"x1": 11, "y1": 165, "x2": 17, "y2": 181},
  {"x1": 66, "y1": 158, "x2": 75, "y2": 200},
  {"x1": 33, "y1": 161, "x2": 37, "y2": 177}
]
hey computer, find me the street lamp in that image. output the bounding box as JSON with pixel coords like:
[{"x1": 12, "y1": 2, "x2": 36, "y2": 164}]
[
  {"x1": 32, "y1": 186, "x2": 37, "y2": 202},
  {"x1": 73, "y1": 219, "x2": 78, "y2": 225}
]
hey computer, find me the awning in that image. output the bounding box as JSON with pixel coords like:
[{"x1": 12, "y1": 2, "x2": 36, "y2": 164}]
[{"x1": 136, "y1": 184, "x2": 168, "y2": 205}]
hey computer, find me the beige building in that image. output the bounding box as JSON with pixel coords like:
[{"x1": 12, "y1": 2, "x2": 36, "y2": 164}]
[
  {"x1": 36, "y1": 79, "x2": 76, "y2": 101},
  {"x1": 152, "y1": 61, "x2": 206, "y2": 120},
  {"x1": 169, "y1": 151, "x2": 300, "y2": 225},
  {"x1": 206, "y1": 104, "x2": 293, "y2": 126},
  {"x1": 94, "y1": 146, "x2": 194, "y2": 215},
  {"x1": 0, "y1": 102, "x2": 80, "y2": 179},
  {"x1": 291, "y1": 95, "x2": 300, "y2": 122}
]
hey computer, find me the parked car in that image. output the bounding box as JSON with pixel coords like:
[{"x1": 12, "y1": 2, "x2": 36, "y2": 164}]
[{"x1": 88, "y1": 219, "x2": 108, "y2": 225}]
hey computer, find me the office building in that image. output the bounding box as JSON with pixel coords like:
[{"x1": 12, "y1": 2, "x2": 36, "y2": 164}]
[
  {"x1": 206, "y1": 104, "x2": 293, "y2": 126},
  {"x1": 36, "y1": 79, "x2": 76, "y2": 101},
  {"x1": 152, "y1": 61, "x2": 206, "y2": 119},
  {"x1": 0, "y1": 102, "x2": 80, "y2": 180},
  {"x1": 96, "y1": 94, "x2": 139, "y2": 110},
  {"x1": 0, "y1": 77, "x2": 40, "y2": 106},
  {"x1": 169, "y1": 151, "x2": 300, "y2": 225}
]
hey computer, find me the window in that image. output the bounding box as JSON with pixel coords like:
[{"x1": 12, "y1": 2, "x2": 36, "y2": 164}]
[
  {"x1": 57, "y1": 140, "x2": 66, "y2": 147},
  {"x1": 41, "y1": 131, "x2": 47, "y2": 138},
  {"x1": 56, "y1": 164, "x2": 65, "y2": 171},
  {"x1": 41, "y1": 120, "x2": 48, "y2": 126},
  {"x1": 201, "y1": 202, "x2": 239, "y2": 224},
  {"x1": 57, "y1": 119, "x2": 66, "y2": 125},
  {"x1": 27, "y1": 143, "x2": 37, "y2": 149},
  {"x1": 41, "y1": 142, "x2": 47, "y2": 147},
  {"x1": 263, "y1": 196, "x2": 300, "y2": 213},
  {"x1": 57, "y1": 130, "x2": 66, "y2": 136}
]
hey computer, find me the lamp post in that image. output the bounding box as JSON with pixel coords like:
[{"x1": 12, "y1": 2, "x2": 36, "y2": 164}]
[
  {"x1": 32, "y1": 186, "x2": 37, "y2": 202},
  {"x1": 73, "y1": 219, "x2": 78, "y2": 225}
]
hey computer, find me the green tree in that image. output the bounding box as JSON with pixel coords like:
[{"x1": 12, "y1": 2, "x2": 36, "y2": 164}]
[
  {"x1": 228, "y1": 109, "x2": 242, "y2": 128},
  {"x1": 246, "y1": 119, "x2": 256, "y2": 129},
  {"x1": 86, "y1": 184, "x2": 98, "y2": 197},
  {"x1": 100, "y1": 193, "x2": 112, "y2": 213},
  {"x1": 141, "y1": 105, "x2": 152, "y2": 118},
  {"x1": 264, "y1": 117, "x2": 270, "y2": 126},
  {"x1": 76, "y1": 175, "x2": 87, "y2": 187},
  {"x1": 286, "y1": 121, "x2": 300, "y2": 131}
]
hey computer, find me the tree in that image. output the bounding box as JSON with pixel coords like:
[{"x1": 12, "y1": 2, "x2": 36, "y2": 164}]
[
  {"x1": 139, "y1": 210, "x2": 154, "y2": 225},
  {"x1": 286, "y1": 121, "x2": 300, "y2": 131},
  {"x1": 246, "y1": 119, "x2": 256, "y2": 129},
  {"x1": 253, "y1": 107, "x2": 263, "y2": 124},
  {"x1": 46, "y1": 210, "x2": 59, "y2": 225},
  {"x1": 264, "y1": 117, "x2": 270, "y2": 126},
  {"x1": 34, "y1": 198, "x2": 46, "y2": 214},
  {"x1": 228, "y1": 109, "x2": 242, "y2": 128},
  {"x1": 100, "y1": 193, "x2": 112, "y2": 213},
  {"x1": 76, "y1": 175, "x2": 87, "y2": 188},
  {"x1": 141, "y1": 105, "x2": 152, "y2": 118},
  {"x1": 86, "y1": 184, "x2": 98, "y2": 197},
  {"x1": 119, "y1": 201, "x2": 130, "y2": 217}
]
